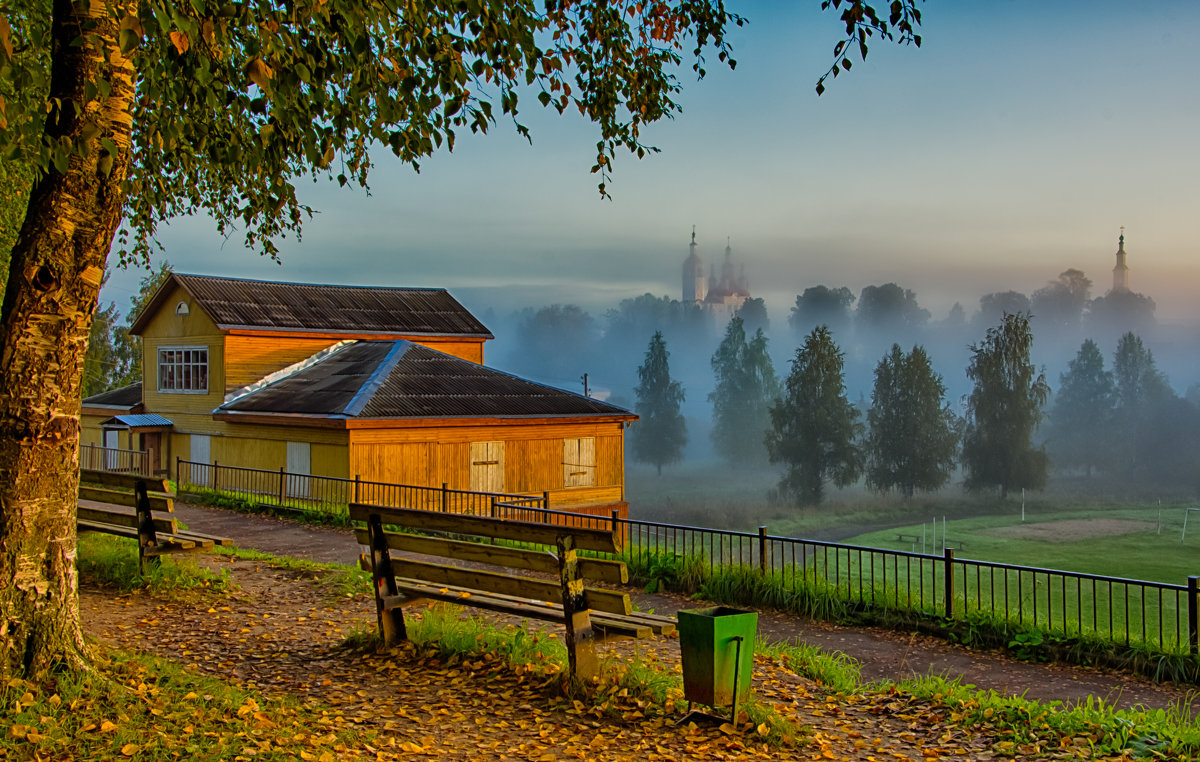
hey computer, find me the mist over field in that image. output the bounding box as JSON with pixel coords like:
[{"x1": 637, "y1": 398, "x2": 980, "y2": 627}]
[{"x1": 479, "y1": 250, "x2": 1200, "y2": 522}]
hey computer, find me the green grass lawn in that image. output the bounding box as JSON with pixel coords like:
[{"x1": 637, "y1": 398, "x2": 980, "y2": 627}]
[{"x1": 844, "y1": 502, "x2": 1200, "y2": 585}]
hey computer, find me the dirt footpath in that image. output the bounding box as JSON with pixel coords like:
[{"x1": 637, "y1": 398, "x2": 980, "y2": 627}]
[{"x1": 173, "y1": 501, "x2": 1196, "y2": 713}]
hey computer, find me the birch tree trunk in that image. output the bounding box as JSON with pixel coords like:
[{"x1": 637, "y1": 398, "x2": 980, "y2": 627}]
[{"x1": 0, "y1": 0, "x2": 133, "y2": 678}]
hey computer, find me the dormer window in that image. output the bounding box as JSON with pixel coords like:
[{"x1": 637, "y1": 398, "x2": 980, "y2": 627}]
[
  {"x1": 175, "y1": 301, "x2": 190, "y2": 316},
  {"x1": 158, "y1": 346, "x2": 209, "y2": 393}
]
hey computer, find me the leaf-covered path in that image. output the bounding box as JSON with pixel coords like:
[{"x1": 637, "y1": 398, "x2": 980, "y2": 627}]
[
  {"x1": 172, "y1": 501, "x2": 1194, "y2": 713},
  {"x1": 80, "y1": 558, "x2": 1129, "y2": 760}
]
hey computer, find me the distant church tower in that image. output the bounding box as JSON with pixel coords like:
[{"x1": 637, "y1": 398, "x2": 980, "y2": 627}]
[
  {"x1": 682, "y1": 228, "x2": 750, "y2": 319},
  {"x1": 682, "y1": 226, "x2": 707, "y2": 304},
  {"x1": 1112, "y1": 227, "x2": 1130, "y2": 292}
]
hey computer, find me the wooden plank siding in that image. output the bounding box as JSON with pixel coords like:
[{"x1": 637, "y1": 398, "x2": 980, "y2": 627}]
[
  {"x1": 223, "y1": 335, "x2": 345, "y2": 392},
  {"x1": 348, "y1": 422, "x2": 626, "y2": 508}
]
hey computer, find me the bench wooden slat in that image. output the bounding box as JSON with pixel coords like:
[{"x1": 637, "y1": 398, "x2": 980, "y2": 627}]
[
  {"x1": 80, "y1": 469, "x2": 169, "y2": 492},
  {"x1": 79, "y1": 485, "x2": 174, "y2": 512},
  {"x1": 384, "y1": 584, "x2": 568, "y2": 624},
  {"x1": 590, "y1": 615, "x2": 652, "y2": 640},
  {"x1": 77, "y1": 506, "x2": 178, "y2": 534},
  {"x1": 78, "y1": 522, "x2": 201, "y2": 554},
  {"x1": 173, "y1": 529, "x2": 233, "y2": 547},
  {"x1": 349, "y1": 502, "x2": 621, "y2": 554},
  {"x1": 386, "y1": 557, "x2": 632, "y2": 616},
  {"x1": 352, "y1": 528, "x2": 628, "y2": 584},
  {"x1": 386, "y1": 580, "x2": 672, "y2": 639}
]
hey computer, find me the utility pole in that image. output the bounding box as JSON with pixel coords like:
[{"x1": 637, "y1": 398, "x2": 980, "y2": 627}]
[{"x1": 580, "y1": 373, "x2": 589, "y2": 398}]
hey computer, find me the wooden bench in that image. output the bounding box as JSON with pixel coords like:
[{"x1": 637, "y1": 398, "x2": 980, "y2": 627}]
[
  {"x1": 350, "y1": 502, "x2": 675, "y2": 682},
  {"x1": 78, "y1": 469, "x2": 233, "y2": 572}
]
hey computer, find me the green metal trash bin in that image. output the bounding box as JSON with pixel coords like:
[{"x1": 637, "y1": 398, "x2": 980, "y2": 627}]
[{"x1": 678, "y1": 606, "x2": 756, "y2": 713}]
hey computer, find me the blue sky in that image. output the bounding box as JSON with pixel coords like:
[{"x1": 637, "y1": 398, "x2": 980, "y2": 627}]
[{"x1": 103, "y1": 1, "x2": 1200, "y2": 325}]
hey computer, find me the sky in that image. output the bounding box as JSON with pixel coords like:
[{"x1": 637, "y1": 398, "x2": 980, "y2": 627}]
[{"x1": 102, "y1": 0, "x2": 1200, "y2": 326}]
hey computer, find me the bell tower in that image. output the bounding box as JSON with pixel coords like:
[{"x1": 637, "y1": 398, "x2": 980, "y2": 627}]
[
  {"x1": 1112, "y1": 227, "x2": 1130, "y2": 292},
  {"x1": 682, "y1": 226, "x2": 707, "y2": 303}
]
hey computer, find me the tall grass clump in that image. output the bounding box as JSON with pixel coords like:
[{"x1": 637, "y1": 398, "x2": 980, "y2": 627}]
[
  {"x1": 404, "y1": 603, "x2": 568, "y2": 672},
  {"x1": 700, "y1": 565, "x2": 853, "y2": 622},
  {"x1": 77, "y1": 534, "x2": 233, "y2": 595},
  {"x1": 759, "y1": 640, "x2": 863, "y2": 694},
  {"x1": 621, "y1": 548, "x2": 709, "y2": 594},
  {"x1": 906, "y1": 674, "x2": 1200, "y2": 759}
]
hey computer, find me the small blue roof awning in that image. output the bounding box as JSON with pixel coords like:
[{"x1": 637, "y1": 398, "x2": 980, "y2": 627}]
[{"x1": 100, "y1": 414, "x2": 174, "y2": 429}]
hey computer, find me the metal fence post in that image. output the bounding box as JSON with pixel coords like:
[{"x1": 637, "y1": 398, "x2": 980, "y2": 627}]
[
  {"x1": 278, "y1": 467, "x2": 286, "y2": 504},
  {"x1": 175, "y1": 456, "x2": 181, "y2": 484},
  {"x1": 944, "y1": 548, "x2": 956, "y2": 619},
  {"x1": 442, "y1": 482, "x2": 449, "y2": 512},
  {"x1": 543, "y1": 490, "x2": 550, "y2": 510},
  {"x1": 1188, "y1": 575, "x2": 1198, "y2": 655},
  {"x1": 212, "y1": 461, "x2": 219, "y2": 491},
  {"x1": 354, "y1": 474, "x2": 361, "y2": 503},
  {"x1": 758, "y1": 526, "x2": 768, "y2": 575}
]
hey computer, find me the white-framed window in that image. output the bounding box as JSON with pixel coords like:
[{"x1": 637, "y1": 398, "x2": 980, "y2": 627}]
[
  {"x1": 562, "y1": 437, "x2": 596, "y2": 488},
  {"x1": 158, "y1": 346, "x2": 209, "y2": 393}
]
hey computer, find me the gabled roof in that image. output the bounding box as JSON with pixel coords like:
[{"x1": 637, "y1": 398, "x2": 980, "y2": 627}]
[
  {"x1": 82, "y1": 382, "x2": 143, "y2": 410},
  {"x1": 216, "y1": 341, "x2": 634, "y2": 422},
  {"x1": 129, "y1": 273, "x2": 493, "y2": 339}
]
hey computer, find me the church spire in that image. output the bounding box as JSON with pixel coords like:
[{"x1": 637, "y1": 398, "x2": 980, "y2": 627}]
[{"x1": 1112, "y1": 226, "x2": 1130, "y2": 292}]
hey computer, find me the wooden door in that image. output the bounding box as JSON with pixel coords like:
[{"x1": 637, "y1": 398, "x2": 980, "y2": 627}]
[
  {"x1": 562, "y1": 437, "x2": 595, "y2": 487},
  {"x1": 286, "y1": 441, "x2": 311, "y2": 498},
  {"x1": 469, "y1": 441, "x2": 504, "y2": 493},
  {"x1": 190, "y1": 434, "x2": 211, "y2": 486}
]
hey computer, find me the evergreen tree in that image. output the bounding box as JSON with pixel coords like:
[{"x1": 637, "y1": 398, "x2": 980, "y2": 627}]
[
  {"x1": 865, "y1": 345, "x2": 959, "y2": 496},
  {"x1": 766, "y1": 326, "x2": 861, "y2": 505},
  {"x1": 962, "y1": 313, "x2": 1050, "y2": 498},
  {"x1": 632, "y1": 332, "x2": 687, "y2": 476},
  {"x1": 1046, "y1": 339, "x2": 1114, "y2": 476},
  {"x1": 1111, "y1": 332, "x2": 1174, "y2": 474},
  {"x1": 709, "y1": 317, "x2": 778, "y2": 466}
]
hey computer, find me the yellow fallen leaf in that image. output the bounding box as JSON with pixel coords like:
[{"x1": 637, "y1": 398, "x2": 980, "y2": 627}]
[
  {"x1": 756, "y1": 722, "x2": 769, "y2": 736},
  {"x1": 120, "y1": 743, "x2": 140, "y2": 756},
  {"x1": 100, "y1": 720, "x2": 118, "y2": 733},
  {"x1": 457, "y1": 591, "x2": 472, "y2": 599},
  {"x1": 8, "y1": 724, "x2": 27, "y2": 740}
]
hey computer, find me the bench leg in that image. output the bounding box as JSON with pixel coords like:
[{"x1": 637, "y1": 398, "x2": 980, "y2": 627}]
[
  {"x1": 557, "y1": 537, "x2": 598, "y2": 683},
  {"x1": 368, "y1": 514, "x2": 407, "y2": 645},
  {"x1": 134, "y1": 480, "x2": 160, "y2": 575}
]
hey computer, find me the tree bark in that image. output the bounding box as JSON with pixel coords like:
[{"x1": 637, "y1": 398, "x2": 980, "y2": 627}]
[{"x1": 0, "y1": 0, "x2": 134, "y2": 678}]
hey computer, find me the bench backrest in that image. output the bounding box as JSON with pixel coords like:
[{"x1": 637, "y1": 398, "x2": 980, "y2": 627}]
[
  {"x1": 348, "y1": 503, "x2": 622, "y2": 553},
  {"x1": 80, "y1": 469, "x2": 169, "y2": 493},
  {"x1": 78, "y1": 470, "x2": 177, "y2": 533},
  {"x1": 351, "y1": 502, "x2": 631, "y2": 615}
]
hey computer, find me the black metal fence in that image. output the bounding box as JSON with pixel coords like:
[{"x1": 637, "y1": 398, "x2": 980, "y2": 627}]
[
  {"x1": 176, "y1": 459, "x2": 548, "y2": 519},
  {"x1": 172, "y1": 458, "x2": 1200, "y2": 657}
]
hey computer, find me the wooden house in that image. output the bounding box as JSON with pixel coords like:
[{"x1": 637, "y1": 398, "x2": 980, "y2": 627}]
[{"x1": 81, "y1": 274, "x2": 635, "y2": 509}]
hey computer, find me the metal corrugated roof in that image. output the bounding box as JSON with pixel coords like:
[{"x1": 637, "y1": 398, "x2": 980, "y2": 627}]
[
  {"x1": 218, "y1": 341, "x2": 633, "y2": 420},
  {"x1": 101, "y1": 414, "x2": 174, "y2": 428},
  {"x1": 131, "y1": 274, "x2": 493, "y2": 338},
  {"x1": 82, "y1": 383, "x2": 142, "y2": 408}
]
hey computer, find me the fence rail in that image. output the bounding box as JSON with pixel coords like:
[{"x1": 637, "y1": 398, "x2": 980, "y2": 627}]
[
  {"x1": 80, "y1": 444, "x2": 149, "y2": 475},
  {"x1": 169, "y1": 458, "x2": 1200, "y2": 658},
  {"x1": 176, "y1": 459, "x2": 547, "y2": 519}
]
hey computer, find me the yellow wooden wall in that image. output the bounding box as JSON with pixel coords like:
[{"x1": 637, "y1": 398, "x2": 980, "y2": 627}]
[
  {"x1": 139, "y1": 283, "x2": 227, "y2": 418},
  {"x1": 223, "y1": 335, "x2": 345, "y2": 392},
  {"x1": 168, "y1": 424, "x2": 349, "y2": 479},
  {"x1": 349, "y1": 421, "x2": 626, "y2": 505}
]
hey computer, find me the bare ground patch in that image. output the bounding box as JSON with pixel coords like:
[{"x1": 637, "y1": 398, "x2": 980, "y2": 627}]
[{"x1": 985, "y1": 518, "x2": 1156, "y2": 543}]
